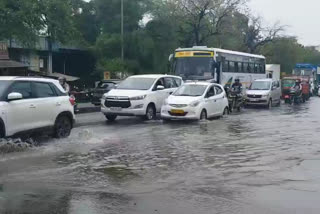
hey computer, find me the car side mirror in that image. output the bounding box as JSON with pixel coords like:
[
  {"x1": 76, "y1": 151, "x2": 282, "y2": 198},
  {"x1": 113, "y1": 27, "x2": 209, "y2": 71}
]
[
  {"x1": 157, "y1": 85, "x2": 165, "y2": 91},
  {"x1": 272, "y1": 86, "x2": 277, "y2": 90},
  {"x1": 8, "y1": 92, "x2": 23, "y2": 101}
]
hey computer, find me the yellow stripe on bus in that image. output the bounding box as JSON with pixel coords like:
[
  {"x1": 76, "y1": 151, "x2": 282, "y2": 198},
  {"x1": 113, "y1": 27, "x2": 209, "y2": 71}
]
[{"x1": 175, "y1": 51, "x2": 214, "y2": 58}]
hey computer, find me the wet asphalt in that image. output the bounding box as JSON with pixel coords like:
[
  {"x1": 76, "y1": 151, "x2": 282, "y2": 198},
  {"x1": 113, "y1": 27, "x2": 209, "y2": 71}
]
[{"x1": 1, "y1": 98, "x2": 320, "y2": 214}]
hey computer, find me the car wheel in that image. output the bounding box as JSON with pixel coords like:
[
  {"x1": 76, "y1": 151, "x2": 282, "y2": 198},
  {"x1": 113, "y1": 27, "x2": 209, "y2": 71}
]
[
  {"x1": 223, "y1": 107, "x2": 229, "y2": 116},
  {"x1": 0, "y1": 123, "x2": 5, "y2": 138},
  {"x1": 105, "y1": 114, "x2": 117, "y2": 121},
  {"x1": 200, "y1": 109, "x2": 207, "y2": 120},
  {"x1": 267, "y1": 99, "x2": 272, "y2": 109},
  {"x1": 54, "y1": 116, "x2": 72, "y2": 138},
  {"x1": 145, "y1": 104, "x2": 156, "y2": 120}
]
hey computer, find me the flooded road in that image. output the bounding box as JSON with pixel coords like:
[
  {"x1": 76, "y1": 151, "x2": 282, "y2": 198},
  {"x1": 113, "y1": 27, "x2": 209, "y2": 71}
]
[{"x1": 1, "y1": 98, "x2": 320, "y2": 214}]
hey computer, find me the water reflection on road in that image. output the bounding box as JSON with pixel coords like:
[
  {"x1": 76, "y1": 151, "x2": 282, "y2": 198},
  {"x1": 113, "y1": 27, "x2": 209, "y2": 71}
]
[{"x1": 1, "y1": 99, "x2": 320, "y2": 214}]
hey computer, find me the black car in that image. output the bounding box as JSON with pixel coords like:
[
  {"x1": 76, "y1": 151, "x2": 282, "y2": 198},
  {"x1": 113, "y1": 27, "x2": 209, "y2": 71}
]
[{"x1": 91, "y1": 80, "x2": 121, "y2": 105}]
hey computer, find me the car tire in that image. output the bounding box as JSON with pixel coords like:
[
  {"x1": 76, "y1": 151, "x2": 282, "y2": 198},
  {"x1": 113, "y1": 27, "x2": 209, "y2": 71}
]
[
  {"x1": 105, "y1": 115, "x2": 117, "y2": 122},
  {"x1": 223, "y1": 107, "x2": 229, "y2": 116},
  {"x1": 0, "y1": 123, "x2": 5, "y2": 138},
  {"x1": 267, "y1": 99, "x2": 272, "y2": 109},
  {"x1": 54, "y1": 116, "x2": 72, "y2": 138},
  {"x1": 200, "y1": 109, "x2": 207, "y2": 120},
  {"x1": 145, "y1": 104, "x2": 156, "y2": 120}
]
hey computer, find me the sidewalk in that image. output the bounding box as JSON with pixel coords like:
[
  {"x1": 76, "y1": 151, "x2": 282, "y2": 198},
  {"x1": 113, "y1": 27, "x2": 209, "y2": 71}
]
[{"x1": 76, "y1": 103, "x2": 100, "y2": 114}]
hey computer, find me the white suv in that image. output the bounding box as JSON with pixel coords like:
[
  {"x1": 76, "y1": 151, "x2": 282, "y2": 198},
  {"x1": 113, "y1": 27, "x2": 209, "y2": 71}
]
[
  {"x1": 0, "y1": 77, "x2": 75, "y2": 138},
  {"x1": 101, "y1": 74, "x2": 183, "y2": 121}
]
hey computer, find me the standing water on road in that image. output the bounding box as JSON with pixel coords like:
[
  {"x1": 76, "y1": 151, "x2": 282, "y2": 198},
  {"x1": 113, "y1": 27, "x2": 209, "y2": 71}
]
[{"x1": 1, "y1": 99, "x2": 320, "y2": 214}]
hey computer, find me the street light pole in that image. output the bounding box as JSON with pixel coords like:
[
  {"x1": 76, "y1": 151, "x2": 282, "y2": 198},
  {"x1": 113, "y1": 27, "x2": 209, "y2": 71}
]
[{"x1": 121, "y1": 0, "x2": 124, "y2": 62}]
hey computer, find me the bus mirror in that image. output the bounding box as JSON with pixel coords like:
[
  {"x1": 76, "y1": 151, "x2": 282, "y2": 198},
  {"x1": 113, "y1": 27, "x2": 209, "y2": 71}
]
[{"x1": 168, "y1": 54, "x2": 173, "y2": 62}]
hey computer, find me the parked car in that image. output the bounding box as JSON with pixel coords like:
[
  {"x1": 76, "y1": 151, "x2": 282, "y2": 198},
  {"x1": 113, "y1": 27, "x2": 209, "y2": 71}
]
[
  {"x1": 161, "y1": 82, "x2": 229, "y2": 120},
  {"x1": 0, "y1": 77, "x2": 75, "y2": 138},
  {"x1": 245, "y1": 79, "x2": 281, "y2": 108},
  {"x1": 91, "y1": 80, "x2": 121, "y2": 106},
  {"x1": 101, "y1": 74, "x2": 183, "y2": 121}
]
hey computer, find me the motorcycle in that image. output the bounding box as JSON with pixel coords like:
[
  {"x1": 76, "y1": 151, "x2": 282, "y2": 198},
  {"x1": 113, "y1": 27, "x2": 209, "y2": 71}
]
[
  {"x1": 227, "y1": 88, "x2": 244, "y2": 112},
  {"x1": 284, "y1": 88, "x2": 303, "y2": 104}
]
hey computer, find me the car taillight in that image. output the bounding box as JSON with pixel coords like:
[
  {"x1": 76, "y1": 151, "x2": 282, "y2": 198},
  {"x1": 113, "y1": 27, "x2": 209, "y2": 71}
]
[{"x1": 69, "y1": 95, "x2": 76, "y2": 106}]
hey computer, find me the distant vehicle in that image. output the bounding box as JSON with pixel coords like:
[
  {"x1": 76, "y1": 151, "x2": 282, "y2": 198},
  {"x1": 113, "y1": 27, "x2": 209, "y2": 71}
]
[
  {"x1": 91, "y1": 80, "x2": 121, "y2": 106},
  {"x1": 266, "y1": 64, "x2": 281, "y2": 80},
  {"x1": 101, "y1": 74, "x2": 183, "y2": 121},
  {"x1": 169, "y1": 46, "x2": 266, "y2": 89},
  {"x1": 0, "y1": 77, "x2": 75, "y2": 138},
  {"x1": 245, "y1": 79, "x2": 281, "y2": 108},
  {"x1": 293, "y1": 64, "x2": 318, "y2": 95},
  {"x1": 282, "y1": 76, "x2": 310, "y2": 102},
  {"x1": 161, "y1": 82, "x2": 229, "y2": 120}
]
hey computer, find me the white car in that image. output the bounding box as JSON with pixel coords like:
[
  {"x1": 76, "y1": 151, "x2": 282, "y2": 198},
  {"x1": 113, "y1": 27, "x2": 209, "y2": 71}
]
[
  {"x1": 101, "y1": 74, "x2": 183, "y2": 121},
  {"x1": 0, "y1": 77, "x2": 75, "y2": 138},
  {"x1": 161, "y1": 82, "x2": 229, "y2": 120},
  {"x1": 245, "y1": 79, "x2": 281, "y2": 108}
]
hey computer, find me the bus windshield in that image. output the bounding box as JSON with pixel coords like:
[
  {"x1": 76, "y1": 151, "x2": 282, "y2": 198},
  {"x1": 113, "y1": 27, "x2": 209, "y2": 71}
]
[{"x1": 173, "y1": 57, "x2": 214, "y2": 80}]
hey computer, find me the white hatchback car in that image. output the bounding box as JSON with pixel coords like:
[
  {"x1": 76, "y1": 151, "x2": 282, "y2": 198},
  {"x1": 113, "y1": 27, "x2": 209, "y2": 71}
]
[
  {"x1": 161, "y1": 82, "x2": 229, "y2": 120},
  {"x1": 0, "y1": 77, "x2": 75, "y2": 138},
  {"x1": 101, "y1": 74, "x2": 183, "y2": 121}
]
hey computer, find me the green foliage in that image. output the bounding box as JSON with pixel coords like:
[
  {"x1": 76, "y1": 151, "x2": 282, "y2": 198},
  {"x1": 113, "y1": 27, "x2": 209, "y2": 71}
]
[{"x1": 1, "y1": 0, "x2": 320, "y2": 78}]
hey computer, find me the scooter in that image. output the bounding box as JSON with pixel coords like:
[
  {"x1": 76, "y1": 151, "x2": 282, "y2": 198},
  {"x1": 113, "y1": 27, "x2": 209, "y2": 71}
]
[
  {"x1": 284, "y1": 89, "x2": 303, "y2": 104},
  {"x1": 228, "y1": 89, "x2": 244, "y2": 112}
]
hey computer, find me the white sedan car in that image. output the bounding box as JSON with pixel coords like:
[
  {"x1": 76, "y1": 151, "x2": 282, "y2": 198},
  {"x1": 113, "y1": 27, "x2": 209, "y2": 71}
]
[{"x1": 161, "y1": 82, "x2": 229, "y2": 120}]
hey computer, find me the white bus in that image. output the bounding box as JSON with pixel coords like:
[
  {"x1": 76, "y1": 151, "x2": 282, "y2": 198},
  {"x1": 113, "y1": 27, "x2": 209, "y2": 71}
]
[{"x1": 169, "y1": 46, "x2": 266, "y2": 88}]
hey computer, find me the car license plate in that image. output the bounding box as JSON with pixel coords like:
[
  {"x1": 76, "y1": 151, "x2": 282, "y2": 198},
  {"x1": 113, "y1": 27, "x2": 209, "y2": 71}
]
[
  {"x1": 251, "y1": 98, "x2": 258, "y2": 102},
  {"x1": 110, "y1": 107, "x2": 122, "y2": 111},
  {"x1": 171, "y1": 109, "x2": 184, "y2": 114}
]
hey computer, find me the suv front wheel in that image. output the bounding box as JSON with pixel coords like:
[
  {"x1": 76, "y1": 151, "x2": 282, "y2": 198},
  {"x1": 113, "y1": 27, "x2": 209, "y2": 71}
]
[
  {"x1": 54, "y1": 116, "x2": 72, "y2": 138},
  {"x1": 105, "y1": 114, "x2": 117, "y2": 122}
]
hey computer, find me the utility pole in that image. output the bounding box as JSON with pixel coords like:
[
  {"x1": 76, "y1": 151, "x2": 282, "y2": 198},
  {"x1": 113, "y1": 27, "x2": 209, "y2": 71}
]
[{"x1": 121, "y1": 0, "x2": 124, "y2": 62}]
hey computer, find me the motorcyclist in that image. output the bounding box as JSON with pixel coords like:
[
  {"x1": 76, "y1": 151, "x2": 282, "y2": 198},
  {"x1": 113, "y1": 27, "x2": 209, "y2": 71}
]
[
  {"x1": 229, "y1": 78, "x2": 244, "y2": 112},
  {"x1": 292, "y1": 79, "x2": 302, "y2": 95},
  {"x1": 231, "y1": 78, "x2": 243, "y2": 95},
  {"x1": 59, "y1": 77, "x2": 70, "y2": 94}
]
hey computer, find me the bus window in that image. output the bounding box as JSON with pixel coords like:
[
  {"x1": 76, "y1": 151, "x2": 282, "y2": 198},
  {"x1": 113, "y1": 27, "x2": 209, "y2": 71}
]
[
  {"x1": 229, "y1": 61, "x2": 235, "y2": 73},
  {"x1": 223, "y1": 61, "x2": 229, "y2": 72},
  {"x1": 254, "y1": 64, "x2": 258, "y2": 73},
  {"x1": 234, "y1": 62, "x2": 239, "y2": 73}
]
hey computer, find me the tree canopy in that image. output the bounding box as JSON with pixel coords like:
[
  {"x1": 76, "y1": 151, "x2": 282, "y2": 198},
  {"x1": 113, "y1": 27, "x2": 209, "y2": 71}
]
[{"x1": 0, "y1": 0, "x2": 320, "y2": 78}]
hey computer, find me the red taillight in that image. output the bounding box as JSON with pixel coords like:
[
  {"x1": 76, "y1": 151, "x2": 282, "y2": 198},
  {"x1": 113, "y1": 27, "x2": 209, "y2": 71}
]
[{"x1": 69, "y1": 95, "x2": 76, "y2": 106}]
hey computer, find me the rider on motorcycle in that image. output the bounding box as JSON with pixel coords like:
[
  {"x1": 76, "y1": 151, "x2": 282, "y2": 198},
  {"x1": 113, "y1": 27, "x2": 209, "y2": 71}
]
[
  {"x1": 229, "y1": 78, "x2": 244, "y2": 112},
  {"x1": 231, "y1": 78, "x2": 243, "y2": 95},
  {"x1": 292, "y1": 79, "x2": 302, "y2": 95}
]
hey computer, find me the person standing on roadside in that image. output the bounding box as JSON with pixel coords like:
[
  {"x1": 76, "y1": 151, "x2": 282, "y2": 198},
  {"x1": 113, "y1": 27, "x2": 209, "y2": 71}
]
[{"x1": 59, "y1": 77, "x2": 70, "y2": 94}]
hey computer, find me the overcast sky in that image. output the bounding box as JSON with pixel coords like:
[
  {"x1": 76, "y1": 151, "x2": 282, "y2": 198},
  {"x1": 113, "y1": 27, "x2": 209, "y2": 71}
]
[{"x1": 249, "y1": 0, "x2": 319, "y2": 46}]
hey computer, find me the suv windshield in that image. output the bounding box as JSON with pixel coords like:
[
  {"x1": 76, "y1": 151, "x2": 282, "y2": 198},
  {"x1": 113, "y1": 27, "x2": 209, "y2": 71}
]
[
  {"x1": 117, "y1": 78, "x2": 156, "y2": 90},
  {"x1": 174, "y1": 85, "x2": 207, "y2": 96},
  {"x1": 0, "y1": 80, "x2": 11, "y2": 100},
  {"x1": 250, "y1": 81, "x2": 271, "y2": 90}
]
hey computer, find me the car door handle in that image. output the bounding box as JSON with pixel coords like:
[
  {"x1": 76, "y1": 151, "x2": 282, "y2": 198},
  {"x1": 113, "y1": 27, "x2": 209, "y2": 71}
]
[
  {"x1": 56, "y1": 102, "x2": 62, "y2": 106},
  {"x1": 29, "y1": 104, "x2": 36, "y2": 109}
]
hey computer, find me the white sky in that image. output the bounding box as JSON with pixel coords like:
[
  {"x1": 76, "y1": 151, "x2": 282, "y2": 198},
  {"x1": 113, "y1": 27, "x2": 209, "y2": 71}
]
[{"x1": 249, "y1": 0, "x2": 319, "y2": 46}]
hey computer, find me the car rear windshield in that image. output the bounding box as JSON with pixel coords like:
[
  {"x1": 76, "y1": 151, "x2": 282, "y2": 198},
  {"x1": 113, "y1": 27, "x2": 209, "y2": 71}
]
[
  {"x1": 173, "y1": 85, "x2": 207, "y2": 96},
  {"x1": 117, "y1": 78, "x2": 156, "y2": 90},
  {"x1": 0, "y1": 80, "x2": 12, "y2": 101},
  {"x1": 250, "y1": 81, "x2": 271, "y2": 90}
]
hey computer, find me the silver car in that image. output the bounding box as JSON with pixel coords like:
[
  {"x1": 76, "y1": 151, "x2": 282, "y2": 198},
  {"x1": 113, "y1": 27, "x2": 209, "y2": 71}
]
[{"x1": 245, "y1": 79, "x2": 281, "y2": 108}]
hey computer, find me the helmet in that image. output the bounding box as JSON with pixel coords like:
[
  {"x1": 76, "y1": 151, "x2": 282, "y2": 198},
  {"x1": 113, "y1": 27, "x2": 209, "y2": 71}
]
[
  {"x1": 295, "y1": 79, "x2": 300, "y2": 83},
  {"x1": 235, "y1": 78, "x2": 240, "y2": 82}
]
